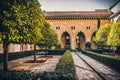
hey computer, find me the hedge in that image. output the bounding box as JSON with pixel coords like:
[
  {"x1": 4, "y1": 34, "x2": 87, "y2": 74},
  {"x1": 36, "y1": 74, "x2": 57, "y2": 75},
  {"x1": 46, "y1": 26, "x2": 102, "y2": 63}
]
[
  {"x1": 0, "y1": 50, "x2": 34, "y2": 63},
  {"x1": 86, "y1": 49, "x2": 120, "y2": 54},
  {"x1": 47, "y1": 49, "x2": 65, "y2": 55},
  {"x1": 0, "y1": 71, "x2": 76, "y2": 80},
  {"x1": 81, "y1": 50, "x2": 120, "y2": 72},
  {"x1": 55, "y1": 50, "x2": 76, "y2": 80},
  {"x1": 0, "y1": 49, "x2": 65, "y2": 63}
]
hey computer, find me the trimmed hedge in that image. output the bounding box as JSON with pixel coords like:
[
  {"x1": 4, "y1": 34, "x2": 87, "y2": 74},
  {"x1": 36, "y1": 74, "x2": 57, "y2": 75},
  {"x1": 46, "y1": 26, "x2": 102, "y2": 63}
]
[
  {"x1": 81, "y1": 50, "x2": 120, "y2": 72},
  {"x1": 0, "y1": 49, "x2": 65, "y2": 63},
  {"x1": 86, "y1": 49, "x2": 120, "y2": 54},
  {"x1": 55, "y1": 50, "x2": 76, "y2": 80},
  {"x1": 0, "y1": 50, "x2": 34, "y2": 63},
  {"x1": 0, "y1": 71, "x2": 75, "y2": 80},
  {"x1": 47, "y1": 49, "x2": 65, "y2": 55}
]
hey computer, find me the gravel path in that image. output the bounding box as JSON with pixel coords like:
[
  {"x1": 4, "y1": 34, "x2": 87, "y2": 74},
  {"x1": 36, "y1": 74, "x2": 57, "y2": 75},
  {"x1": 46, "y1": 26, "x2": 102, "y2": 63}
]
[
  {"x1": 0, "y1": 55, "x2": 61, "y2": 73},
  {"x1": 71, "y1": 52, "x2": 120, "y2": 80}
]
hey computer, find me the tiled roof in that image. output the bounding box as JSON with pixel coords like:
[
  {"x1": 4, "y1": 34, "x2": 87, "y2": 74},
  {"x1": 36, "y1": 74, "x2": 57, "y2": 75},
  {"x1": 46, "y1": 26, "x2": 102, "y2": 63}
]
[{"x1": 45, "y1": 10, "x2": 112, "y2": 17}]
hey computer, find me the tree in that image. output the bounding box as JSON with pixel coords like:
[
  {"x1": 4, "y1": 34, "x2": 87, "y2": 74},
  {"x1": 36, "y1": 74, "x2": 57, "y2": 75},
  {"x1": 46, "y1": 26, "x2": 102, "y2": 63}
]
[
  {"x1": 107, "y1": 22, "x2": 120, "y2": 49},
  {"x1": 93, "y1": 23, "x2": 111, "y2": 48},
  {"x1": 97, "y1": 17, "x2": 101, "y2": 29},
  {"x1": 38, "y1": 22, "x2": 58, "y2": 56},
  {"x1": 0, "y1": 0, "x2": 44, "y2": 71},
  {"x1": 25, "y1": 0, "x2": 45, "y2": 61}
]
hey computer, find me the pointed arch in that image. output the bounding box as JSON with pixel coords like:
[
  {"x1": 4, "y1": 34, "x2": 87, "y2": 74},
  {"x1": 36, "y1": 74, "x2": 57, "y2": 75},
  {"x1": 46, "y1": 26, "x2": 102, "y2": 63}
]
[
  {"x1": 76, "y1": 31, "x2": 85, "y2": 49},
  {"x1": 61, "y1": 31, "x2": 71, "y2": 49}
]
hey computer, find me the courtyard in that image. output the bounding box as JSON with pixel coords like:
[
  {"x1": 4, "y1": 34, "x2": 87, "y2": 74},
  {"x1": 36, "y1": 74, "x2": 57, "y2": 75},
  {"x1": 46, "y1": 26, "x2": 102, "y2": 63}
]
[{"x1": 0, "y1": 0, "x2": 120, "y2": 80}]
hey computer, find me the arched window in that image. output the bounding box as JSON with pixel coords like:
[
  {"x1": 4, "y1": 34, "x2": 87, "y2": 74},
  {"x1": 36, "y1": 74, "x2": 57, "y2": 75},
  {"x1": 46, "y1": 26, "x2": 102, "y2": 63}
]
[
  {"x1": 71, "y1": 26, "x2": 75, "y2": 30},
  {"x1": 56, "y1": 26, "x2": 60, "y2": 30},
  {"x1": 86, "y1": 26, "x2": 90, "y2": 30}
]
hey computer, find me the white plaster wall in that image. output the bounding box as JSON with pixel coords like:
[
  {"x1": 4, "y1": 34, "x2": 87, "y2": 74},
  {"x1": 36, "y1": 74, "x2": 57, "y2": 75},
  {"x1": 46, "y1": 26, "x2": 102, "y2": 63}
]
[
  {"x1": 111, "y1": 2, "x2": 120, "y2": 13},
  {"x1": 113, "y1": 14, "x2": 120, "y2": 22},
  {"x1": 14, "y1": 44, "x2": 21, "y2": 52}
]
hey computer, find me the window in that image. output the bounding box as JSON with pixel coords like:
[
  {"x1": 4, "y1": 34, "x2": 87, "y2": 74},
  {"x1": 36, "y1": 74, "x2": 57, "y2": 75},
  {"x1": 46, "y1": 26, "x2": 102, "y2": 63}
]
[
  {"x1": 71, "y1": 26, "x2": 75, "y2": 30},
  {"x1": 56, "y1": 26, "x2": 60, "y2": 30},
  {"x1": 86, "y1": 26, "x2": 90, "y2": 30}
]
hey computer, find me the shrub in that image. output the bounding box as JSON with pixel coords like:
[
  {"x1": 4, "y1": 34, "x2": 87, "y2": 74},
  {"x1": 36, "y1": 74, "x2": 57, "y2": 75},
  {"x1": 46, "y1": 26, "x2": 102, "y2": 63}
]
[
  {"x1": 48, "y1": 49, "x2": 65, "y2": 55},
  {"x1": 0, "y1": 71, "x2": 75, "y2": 80},
  {"x1": 0, "y1": 50, "x2": 34, "y2": 63},
  {"x1": 0, "y1": 71, "x2": 33, "y2": 80},
  {"x1": 85, "y1": 42, "x2": 91, "y2": 49},
  {"x1": 55, "y1": 50, "x2": 76, "y2": 80},
  {"x1": 0, "y1": 49, "x2": 65, "y2": 63},
  {"x1": 40, "y1": 72, "x2": 75, "y2": 80}
]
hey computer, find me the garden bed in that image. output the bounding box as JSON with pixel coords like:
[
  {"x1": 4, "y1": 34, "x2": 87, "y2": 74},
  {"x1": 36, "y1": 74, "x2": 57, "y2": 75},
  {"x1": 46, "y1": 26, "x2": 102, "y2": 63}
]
[
  {"x1": 24, "y1": 59, "x2": 47, "y2": 63},
  {"x1": 0, "y1": 50, "x2": 76, "y2": 80}
]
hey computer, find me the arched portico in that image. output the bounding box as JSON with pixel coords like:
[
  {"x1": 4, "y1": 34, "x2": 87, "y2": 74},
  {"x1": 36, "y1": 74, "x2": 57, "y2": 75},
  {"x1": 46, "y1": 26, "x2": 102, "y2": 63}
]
[
  {"x1": 61, "y1": 32, "x2": 71, "y2": 49},
  {"x1": 45, "y1": 11, "x2": 111, "y2": 50},
  {"x1": 76, "y1": 32, "x2": 85, "y2": 49}
]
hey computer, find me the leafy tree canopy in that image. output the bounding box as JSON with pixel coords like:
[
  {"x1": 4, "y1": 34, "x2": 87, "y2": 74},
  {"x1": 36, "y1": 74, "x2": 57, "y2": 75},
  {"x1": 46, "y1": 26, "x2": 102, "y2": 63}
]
[
  {"x1": 107, "y1": 22, "x2": 120, "y2": 47},
  {"x1": 0, "y1": 0, "x2": 45, "y2": 71},
  {"x1": 0, "y1": 0, "x2": 45, "y2": 44},
  {"x1": 93, "y1": 23, "x2": 111, "y2": 46},
  {"x1": 38, "y1": 22, "x2": 58, "y2": 47}
]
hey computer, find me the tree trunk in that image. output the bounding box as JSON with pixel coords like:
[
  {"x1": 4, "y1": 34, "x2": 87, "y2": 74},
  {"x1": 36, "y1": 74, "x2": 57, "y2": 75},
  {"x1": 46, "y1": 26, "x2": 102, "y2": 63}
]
[
  {"x1": 45, "y1": 45, "x2": 48, "y2": 57},
  {"x1": 113, "y1": 47, "x2": 116, "y2": 54},
  {"x1": 3, "y1": 43, "x2": 9, "y2": 72},
  {"x1": 108, "y1": 46, "x2": 111, "y2": 54},
  {"x1": 34, "y1": 44, "x2": 36, "y2": 61},
  {"x1": 117, "y1": 46, "x2": 120, "y2": 54}
]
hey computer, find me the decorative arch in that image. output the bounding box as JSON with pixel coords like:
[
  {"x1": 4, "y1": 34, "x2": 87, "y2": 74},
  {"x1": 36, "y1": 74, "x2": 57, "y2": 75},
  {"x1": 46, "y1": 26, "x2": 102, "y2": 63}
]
[
  {"x1": 76, "y1": 31, "x2": 85, "y2": 49},
  {"x1": 61, "y1": 31, "x2": 71, "y2": 49}
]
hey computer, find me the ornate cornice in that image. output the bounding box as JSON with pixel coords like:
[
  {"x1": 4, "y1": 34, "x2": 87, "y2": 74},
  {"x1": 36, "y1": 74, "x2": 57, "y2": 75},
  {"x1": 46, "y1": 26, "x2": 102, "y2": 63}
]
[
  {"x1": 46, "y1": 16, "x2": 110, "y2": 20},
  {"x1": 45, "y1": 10, "x2": 112, "y2": 20}
]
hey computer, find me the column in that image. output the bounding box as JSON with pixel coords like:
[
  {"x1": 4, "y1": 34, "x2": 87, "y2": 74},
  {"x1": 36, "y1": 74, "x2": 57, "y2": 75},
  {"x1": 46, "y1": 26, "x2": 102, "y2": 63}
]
[
  {"x1": 70, "y1": 36, "x2": 76, "y2": 50},
  {"x1": 85, "y1": 36, "x2": 91, "y2": 42}
]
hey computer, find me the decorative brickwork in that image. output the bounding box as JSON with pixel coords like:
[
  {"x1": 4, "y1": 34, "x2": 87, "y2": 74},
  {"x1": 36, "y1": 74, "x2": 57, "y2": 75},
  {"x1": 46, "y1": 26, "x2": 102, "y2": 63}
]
[{"x1": 45, "y1": 10, "x2": 111, "y2": 50}]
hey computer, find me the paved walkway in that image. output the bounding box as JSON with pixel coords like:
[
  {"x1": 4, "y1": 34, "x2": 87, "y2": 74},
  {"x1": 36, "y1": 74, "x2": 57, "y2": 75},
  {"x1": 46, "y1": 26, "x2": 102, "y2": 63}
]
[
  {"x1": 71, "y1": 52, "x2": 120, "y2": 80},
  {"x1": 0, "y1": 55, "x2": 61, "y2": 73}
]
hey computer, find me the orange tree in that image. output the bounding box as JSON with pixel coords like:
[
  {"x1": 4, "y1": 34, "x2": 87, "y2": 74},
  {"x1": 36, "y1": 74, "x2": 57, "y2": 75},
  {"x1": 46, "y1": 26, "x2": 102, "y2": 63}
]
[
  {"x1": 93, "y1": 23, "x2": 111, "y2": 49},
  {"x1": 0, "y1": 0, "x2": 45, "y2": 72},
  {"x1": 38, "y1": 22, "x2": 58, "y2": 56},
  {"x1": 107, "y1": 22, "x2": 120, "y2": 53}
]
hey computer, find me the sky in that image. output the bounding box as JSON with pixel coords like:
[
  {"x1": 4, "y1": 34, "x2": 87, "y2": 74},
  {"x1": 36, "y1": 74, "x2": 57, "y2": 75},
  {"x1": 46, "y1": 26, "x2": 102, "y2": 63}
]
[{"x1": 38, "y1": 0, "x2": 118, "y2": 11}]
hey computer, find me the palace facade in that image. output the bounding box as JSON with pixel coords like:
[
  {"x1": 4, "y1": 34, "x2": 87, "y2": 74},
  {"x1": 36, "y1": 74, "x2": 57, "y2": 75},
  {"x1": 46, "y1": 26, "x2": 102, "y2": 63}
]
[
  {"x1": 45, "y1": 10, "x2": 111, "y2": 50},
  {"x1": 0, "y1": 1, "x2": 120, "y2": 52}
]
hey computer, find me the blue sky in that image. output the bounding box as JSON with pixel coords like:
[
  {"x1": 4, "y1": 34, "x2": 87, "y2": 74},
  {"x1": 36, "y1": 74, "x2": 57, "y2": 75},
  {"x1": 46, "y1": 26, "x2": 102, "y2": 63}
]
[{"x1": 38, "y1": 0, "x2": 118, "y2": 11}]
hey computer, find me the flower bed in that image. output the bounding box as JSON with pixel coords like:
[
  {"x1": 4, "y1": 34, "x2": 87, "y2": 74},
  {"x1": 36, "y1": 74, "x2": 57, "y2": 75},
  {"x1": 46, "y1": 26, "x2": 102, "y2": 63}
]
[{"x1": 24, "y1": 59, "x2": 47, "y2": 63}]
